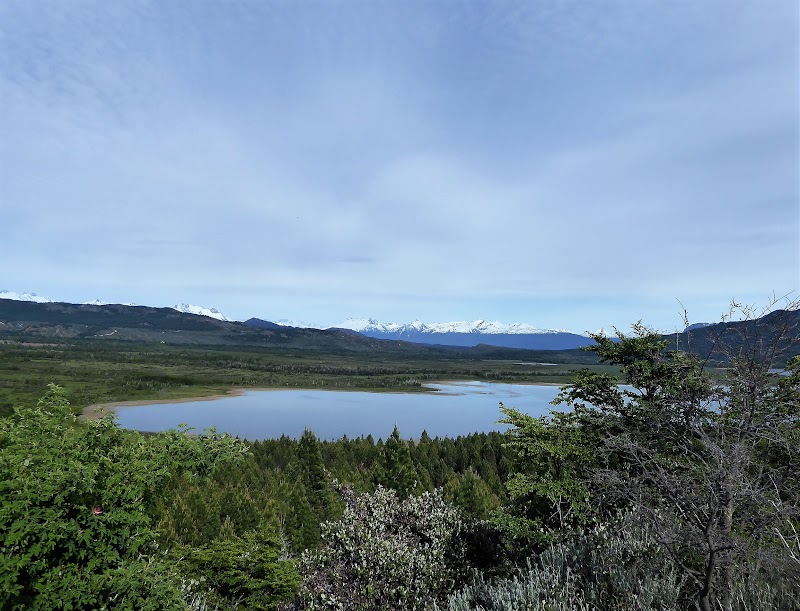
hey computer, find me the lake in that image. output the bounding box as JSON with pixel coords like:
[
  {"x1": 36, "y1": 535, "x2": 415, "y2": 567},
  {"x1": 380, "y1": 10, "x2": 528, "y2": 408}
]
[{"x1": 114, "y1": 381, "x2": 569, "y2": 440}]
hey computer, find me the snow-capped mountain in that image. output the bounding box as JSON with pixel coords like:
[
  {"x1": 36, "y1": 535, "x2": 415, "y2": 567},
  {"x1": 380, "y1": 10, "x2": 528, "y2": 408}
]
[
  {"x1": 335, "y1": 318, "x2": 404, "y2": 333},
  {"x1": 1, "y1": 291, "x2": 139, "y2": 307},
  {"x1": 83, "y1": 299, "x2": 138, "y2": 306},
  {"x1": 0, "y1": 290, "x2": 53, "y2": 303},
  {"x1": 172, "y1": 303, "x2": 232, "y2": 322},
  {"x1": 322, "y1": 318, "x2": 595, "y2": 351},
  {"x1": 2, "y1": 291, "x2": 230, "y2": 321},
  {"x1": 332, "y1": 318, "x2": 572, "y2": 336},
  {"x1": 273, "y1": 318, "x2": 324, "y2": 329}
]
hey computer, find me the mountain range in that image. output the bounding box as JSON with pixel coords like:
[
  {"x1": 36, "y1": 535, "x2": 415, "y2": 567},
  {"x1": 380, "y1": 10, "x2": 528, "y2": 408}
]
[
  {"x1": 1, "y1": 295, "x2": 798, "y2": 365},
  {"x1": 0, "y1": 298, "x2": 599, "y2": 363},
  {"x1": 2, "y1": 291, "x2": 591, "y2": 350},
  {"x1": 3, "y1": 292, "x2": 798, "y2": 361},
  {"x1": 246, "y1": 317, "x2": 595, "y2": 350},
  {"x1": 322, "y1": 318, "x2": 594, "y2": 350}
]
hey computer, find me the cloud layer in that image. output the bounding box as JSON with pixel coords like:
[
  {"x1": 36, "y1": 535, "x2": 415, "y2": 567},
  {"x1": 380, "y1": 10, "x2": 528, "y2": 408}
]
[{"x1": 1, "y1": 0, "x2": 797, "y2": 331}]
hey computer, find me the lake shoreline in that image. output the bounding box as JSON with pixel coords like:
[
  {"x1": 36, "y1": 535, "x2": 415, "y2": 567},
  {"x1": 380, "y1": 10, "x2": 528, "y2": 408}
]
[
  {"x1": 79, "y1": 388, "x2": 253, "y2": 421},
  {"x1": 90, "y1": 381, "x2": 579, "y2": 441},
  {"x1": 78, "y1": 380, "x2": 565, "y2": 422}
]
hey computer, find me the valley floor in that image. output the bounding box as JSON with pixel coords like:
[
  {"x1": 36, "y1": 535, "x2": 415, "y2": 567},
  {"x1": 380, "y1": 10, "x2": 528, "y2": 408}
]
[{"x1": 1, "y1": 340, "x2": 620, "y2": 418}]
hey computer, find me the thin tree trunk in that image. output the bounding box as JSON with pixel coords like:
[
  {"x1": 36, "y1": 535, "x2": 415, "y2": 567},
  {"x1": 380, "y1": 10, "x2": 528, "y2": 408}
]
[
  {"x1": 719, "y1": 492, "x2": 735, "y2": 611},
  {"x1": 699, "y1": 547, "x2": 716, "y2": 611}
]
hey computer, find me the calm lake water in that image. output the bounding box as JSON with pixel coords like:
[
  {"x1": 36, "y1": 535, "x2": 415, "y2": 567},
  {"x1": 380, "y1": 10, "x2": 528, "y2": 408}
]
[{"x1": 115, "y1": 381, "x2": 569, "y2": 440}]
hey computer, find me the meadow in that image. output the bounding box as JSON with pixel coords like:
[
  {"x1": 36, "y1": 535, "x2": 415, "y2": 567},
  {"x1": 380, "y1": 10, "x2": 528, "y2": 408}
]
[{"x1": 0, "y1": 339, "x2": 619, "y2": 417}]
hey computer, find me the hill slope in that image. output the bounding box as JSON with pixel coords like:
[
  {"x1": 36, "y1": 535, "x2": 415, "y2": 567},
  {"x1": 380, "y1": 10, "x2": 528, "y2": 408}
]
[
  {"x1": 0, "y1": 299, "x2": 408, "y2": 354},
  {"x1": 668, "y1": 308, "x2": 800, "y2": 364},
  {"x1": 0, "y1": 299, "x2": 596, "y2": 362},
  {"x1": 3, "y1": 299, "x2": 797, "y2": 365}
]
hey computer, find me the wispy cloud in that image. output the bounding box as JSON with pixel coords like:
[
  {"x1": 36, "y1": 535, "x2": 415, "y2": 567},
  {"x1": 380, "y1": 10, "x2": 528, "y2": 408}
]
[{"x1": 1, "y1": 0, "x2": 796, "y2": 331}]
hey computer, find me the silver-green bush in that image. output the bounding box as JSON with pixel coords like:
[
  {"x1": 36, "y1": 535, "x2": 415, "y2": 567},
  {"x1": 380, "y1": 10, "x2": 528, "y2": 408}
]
[
  {"x1": 440, "y1": 510, "x2": 684, "y2": 611},
  {"x1": 290, "y1": 484, "x2": 469, "y2": 611}
]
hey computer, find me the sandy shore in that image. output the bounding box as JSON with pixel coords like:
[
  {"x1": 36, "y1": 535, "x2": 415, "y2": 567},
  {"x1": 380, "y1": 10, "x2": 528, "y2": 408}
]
[
  {"x1": 78, "y1": 384, "x2": 434, "y2": 421},
  {"x1": 78, "y1": 388, "x2": 272, "y2": 421}
]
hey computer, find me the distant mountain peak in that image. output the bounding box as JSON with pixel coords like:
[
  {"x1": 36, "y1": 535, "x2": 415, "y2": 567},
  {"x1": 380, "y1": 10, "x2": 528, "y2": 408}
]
[
  {"x1": 172, "y1": 303, "x2": 232, "y2": 322},
  {"x1": 274, "y1": 318, "x2": 324, "y2": 329},
  {"x1": 83, "y1": 299, "x2": 138, "y2": 306},
  {"x1": 334, "y1": 318, "x2": 398, "y2": 333},
  {"x1": 0, "y1": 290, "x2": 53, "y2": 303},
  {"x1": 684, "y1": 322, "x2": 714, "y2": 332},
  {"x1": 1, "y1": 291, "x2": 142, "y2": 307}
]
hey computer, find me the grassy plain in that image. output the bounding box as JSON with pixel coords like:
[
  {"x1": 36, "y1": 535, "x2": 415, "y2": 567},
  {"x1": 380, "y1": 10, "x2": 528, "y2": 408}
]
[{"x1": 0, "y1": 340, "x2": 623, "y2": 417}]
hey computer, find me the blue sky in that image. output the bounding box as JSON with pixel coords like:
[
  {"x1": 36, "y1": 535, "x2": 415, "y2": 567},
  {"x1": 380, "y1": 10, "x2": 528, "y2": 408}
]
[{"x1": 1, "y1": 0, "x2": 797, "y2": 333}]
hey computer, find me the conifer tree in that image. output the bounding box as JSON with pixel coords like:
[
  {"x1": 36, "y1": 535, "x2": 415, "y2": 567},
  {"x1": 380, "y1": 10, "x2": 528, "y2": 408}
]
[
  {"x1": 296, "y1": 428, "x2": 337, "y2": 521},
  {"x1": 445, "y1": 467, "x2": 500, "y2": 518},
  {"x1": 376, "y1": 425, "x2": 419, "y2": 498},
  {"x1": 285, "y1": 483, "x2": 320, "y2": 551}
]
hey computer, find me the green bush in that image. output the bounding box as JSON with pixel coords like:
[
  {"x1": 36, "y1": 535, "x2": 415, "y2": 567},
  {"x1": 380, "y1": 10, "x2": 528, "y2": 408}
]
[
  {"x1": 0, "y1": 384, "x2": 249, "y2": 610},
  {"x1": 175, "y1": 526, "x2": 299, "y2": 610}
]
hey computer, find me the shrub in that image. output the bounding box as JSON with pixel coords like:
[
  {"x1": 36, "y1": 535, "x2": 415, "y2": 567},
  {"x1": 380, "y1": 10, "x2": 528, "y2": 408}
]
[
  {"x1": 440, "y1": 509, "x2": 685, "y2": 611},
  {"x1": 290, "y1": 483, "x2": 470, "y2": 610},
  {"x1": 175, "y1": 526, "x2": 300, "y2": 610}
]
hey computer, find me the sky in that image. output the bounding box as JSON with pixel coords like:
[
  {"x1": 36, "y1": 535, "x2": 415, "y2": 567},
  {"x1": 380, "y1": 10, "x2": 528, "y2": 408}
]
[{"x1": 1, "y1": 0, "x2": 797, "y2": 333}]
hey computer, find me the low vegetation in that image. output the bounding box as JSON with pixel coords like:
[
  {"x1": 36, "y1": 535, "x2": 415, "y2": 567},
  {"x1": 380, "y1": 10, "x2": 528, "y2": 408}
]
[{"x1": 0, "y1": 340, "x2": 613, "y2": 418}]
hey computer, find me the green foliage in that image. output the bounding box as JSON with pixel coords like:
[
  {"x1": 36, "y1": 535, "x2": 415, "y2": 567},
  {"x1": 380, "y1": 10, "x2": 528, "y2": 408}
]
[
  {"x1": 3, "y1": 305, "x2": 794, "y2": 611},
  {"x1": 538, "y1": 316, "x2": 800, "y2": 610},
  {"x1": 285, "y1": 482, "x2": 323, "y2": 551},
  {"x1": 444, "y1": 467, "x2": 500, "y2": 519},
  {"x1": 175, "y1": 527, "x2": 299, "y2": 610},
  {"x1": 292, "y1": 484, "x2": 471, "y2": 610},
  {"x1": 0, "y1": 339, "x2": 609, "y2": 418},
  {"x1": 556, "y1": 324, "x2": 716, "y2": 435},
  {"x1": 0, "y1": 384, "x2": 249, "y2": 610},
  {"x1": 496, "y1": 403, "x2": 596, "y2": 548},
  {"x1": 154, "y1": 430, "x2": 510, "y2": 555},
  {"x1": 295, "y1": 429, "x2": 338, "y2": 518},
  {"x1": 374, "y1": 425, "x2": 420, "y2": 498}
]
